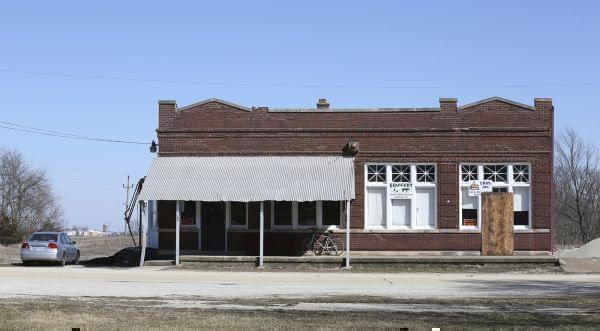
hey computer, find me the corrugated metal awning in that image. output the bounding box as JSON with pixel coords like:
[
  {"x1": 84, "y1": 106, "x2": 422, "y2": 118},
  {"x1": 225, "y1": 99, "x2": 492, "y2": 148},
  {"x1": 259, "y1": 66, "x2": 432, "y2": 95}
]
[{"x1": 138, "y1": 156, "x2": 355, "y2": 202}]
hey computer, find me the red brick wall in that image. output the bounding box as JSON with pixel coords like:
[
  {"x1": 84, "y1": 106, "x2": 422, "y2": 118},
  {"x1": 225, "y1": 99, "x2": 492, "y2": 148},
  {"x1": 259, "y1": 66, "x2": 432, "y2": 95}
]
[{"x1": 155, "y1": 98, "x2": 554, "y2": 251}]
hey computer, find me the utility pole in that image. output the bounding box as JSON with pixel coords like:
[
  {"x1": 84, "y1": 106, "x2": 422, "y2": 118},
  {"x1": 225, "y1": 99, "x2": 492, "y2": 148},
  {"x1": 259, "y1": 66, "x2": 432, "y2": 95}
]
[{"x1": 122, "y1": 175, "x2": 133, "y2": 234}]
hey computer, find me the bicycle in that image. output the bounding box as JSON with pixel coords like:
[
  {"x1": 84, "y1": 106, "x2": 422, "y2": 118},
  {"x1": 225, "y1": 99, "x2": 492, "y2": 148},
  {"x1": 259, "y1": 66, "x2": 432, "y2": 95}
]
[{"x1": 299, "y1": 227, "x2": 344, "y2": 256}]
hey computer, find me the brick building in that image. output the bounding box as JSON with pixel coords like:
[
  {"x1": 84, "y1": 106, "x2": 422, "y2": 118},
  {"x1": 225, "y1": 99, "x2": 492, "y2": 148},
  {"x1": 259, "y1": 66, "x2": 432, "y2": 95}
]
[{"x1": 138, "y1": 96, "x2": 554, "y2": 261}]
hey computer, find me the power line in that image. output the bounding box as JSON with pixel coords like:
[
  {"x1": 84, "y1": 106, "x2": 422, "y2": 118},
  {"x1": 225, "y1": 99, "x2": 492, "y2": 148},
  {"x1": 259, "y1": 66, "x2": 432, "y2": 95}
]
[
  {"x1": 1, "y1": 68, "x2": 599, "y2": 89},
  {"x1": 23, "y1": 153, "x2": 126, "y2": 177},
  {"x1": 0, "y1": 121, "x2": 149, "y2": 145}
]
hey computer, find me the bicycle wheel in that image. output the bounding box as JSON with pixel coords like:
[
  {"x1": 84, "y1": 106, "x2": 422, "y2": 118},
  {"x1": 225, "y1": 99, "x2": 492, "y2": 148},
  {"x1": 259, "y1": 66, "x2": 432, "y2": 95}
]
[
  {"x1": 326, "y1": 237, "x2": 344, "y2": 256},
  {"x1": 299, "y1": 237, "x2": 314, "y2": 256}
]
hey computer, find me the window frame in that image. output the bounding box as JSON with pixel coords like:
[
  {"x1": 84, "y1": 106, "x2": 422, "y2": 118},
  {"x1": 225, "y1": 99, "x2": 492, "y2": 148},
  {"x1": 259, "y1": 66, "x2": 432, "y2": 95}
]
[
  {"x1": 226, "y1": 202, "x2": 249, "y2": 229},
  {"x1": 458, "y1": 163, "x2": 532, "y2": 231},
  {"x1": 269, "y1": 201, "x2": 344, "y2": 229},
  {"x1": 364, "y1": 163, "x2": 438, "y2": 230},
  {"x1": 180, "y1": 201, "x2": 198, "y2": 228}
]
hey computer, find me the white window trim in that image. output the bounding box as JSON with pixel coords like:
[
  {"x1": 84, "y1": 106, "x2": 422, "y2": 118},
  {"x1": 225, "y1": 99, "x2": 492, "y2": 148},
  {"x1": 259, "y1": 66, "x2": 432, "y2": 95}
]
[
  {"x1": 364, "y1": 163, "x2": 438, "y2": 230},
  {"x1": 459, "y1": 163, "x2": 532, "y2": 231},
  {"x1": 269, "y1": 201, "x2": 344, "y2": 229},
  {"x1": 226, "y1": 202, "x2": 249, "y2": 229}
]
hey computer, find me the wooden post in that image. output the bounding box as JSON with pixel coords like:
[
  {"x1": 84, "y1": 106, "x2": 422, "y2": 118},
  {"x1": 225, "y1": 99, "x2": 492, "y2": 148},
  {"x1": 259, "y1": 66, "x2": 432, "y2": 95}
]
[
  {"x1": 175, "y1": 200, "x2": 181, "y2": 265},
  {"x1": 345, "y1": 200, "x2": 351, "y2": 269},
  {"x1": 139, "y1": 201, "x2": 146, "y2": 268},
  {"x1": 482, "y1": 193, "x2": 514, "y2": 255},
  {"x1": 259, "y1": 201, "x2": 264, "y2": 268}
]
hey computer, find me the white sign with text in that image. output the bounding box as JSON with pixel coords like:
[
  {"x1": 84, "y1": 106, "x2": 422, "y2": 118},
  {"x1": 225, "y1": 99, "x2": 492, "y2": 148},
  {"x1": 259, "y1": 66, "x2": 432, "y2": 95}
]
[
  {"x1": 468, "y1": 180, "x2": 493, "y2": 196},
  {"x1": 389, "y1": 182, "x2": 415, "y2": 199}
]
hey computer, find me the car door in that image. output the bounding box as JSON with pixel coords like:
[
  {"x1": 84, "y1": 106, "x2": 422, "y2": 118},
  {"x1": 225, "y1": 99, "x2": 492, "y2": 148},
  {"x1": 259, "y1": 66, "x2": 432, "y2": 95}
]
[
  {"x1": 59, "y1": 234, "x2": 73, "y2": 259},
  {"x1": 65, "y1": 234, "x2": 77, "y2": 258}
]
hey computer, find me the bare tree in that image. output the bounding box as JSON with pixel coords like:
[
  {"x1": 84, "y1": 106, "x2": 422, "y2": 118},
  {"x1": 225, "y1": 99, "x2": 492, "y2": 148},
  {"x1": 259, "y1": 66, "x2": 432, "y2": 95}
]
[
  {"x1": 0, "y1": 149, "x2": 64, "y2": 244},
  {"x1": 554, "y1": 129, "x2": 600, "y2": 245}
]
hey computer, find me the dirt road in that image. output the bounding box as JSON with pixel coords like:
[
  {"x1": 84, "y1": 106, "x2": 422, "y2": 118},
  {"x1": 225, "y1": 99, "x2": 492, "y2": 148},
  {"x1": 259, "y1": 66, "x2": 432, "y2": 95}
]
[
  {"x1": 1, "y1": 266, "x2": 599, "y2": 300},
  {"x1": 2, "y1": 266, "x2": 600, "y2": 329}
]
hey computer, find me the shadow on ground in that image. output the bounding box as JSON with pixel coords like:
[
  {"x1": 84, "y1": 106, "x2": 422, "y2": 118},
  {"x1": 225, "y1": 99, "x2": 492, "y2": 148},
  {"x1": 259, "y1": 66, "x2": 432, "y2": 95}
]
[{"x1": 80, "y1": 247, "x2": 158, "y2": 267}]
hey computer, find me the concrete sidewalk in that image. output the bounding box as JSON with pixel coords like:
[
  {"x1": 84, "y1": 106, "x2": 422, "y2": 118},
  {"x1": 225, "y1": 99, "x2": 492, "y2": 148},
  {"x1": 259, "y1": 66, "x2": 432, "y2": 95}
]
[{"x1": 177, "y1": 254, "x2": 560, "y2": 269}]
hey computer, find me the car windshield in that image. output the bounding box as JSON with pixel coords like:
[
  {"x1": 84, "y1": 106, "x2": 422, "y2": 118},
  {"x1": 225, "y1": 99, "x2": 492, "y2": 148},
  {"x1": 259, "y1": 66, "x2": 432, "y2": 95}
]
[{"x1": 29, "y1": 233, "x2": 58, "y2": 242}]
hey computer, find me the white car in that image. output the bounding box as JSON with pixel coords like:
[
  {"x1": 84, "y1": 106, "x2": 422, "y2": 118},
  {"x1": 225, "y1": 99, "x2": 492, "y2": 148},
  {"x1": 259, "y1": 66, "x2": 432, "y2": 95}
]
[{"x1": 20, "y1": 232, "x2": 80, "y2": 266}]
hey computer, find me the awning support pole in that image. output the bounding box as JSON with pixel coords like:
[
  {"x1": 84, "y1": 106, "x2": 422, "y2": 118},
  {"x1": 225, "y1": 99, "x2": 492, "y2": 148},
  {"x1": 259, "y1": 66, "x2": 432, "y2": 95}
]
[
  {"x1": 259, "y1": 201, "x2": 264, "y2": 268},
  {"x1": 139, "y1": 201, "x2": 147, "y2": 268},
  {"x1": 345, "y1": 199, "x2": 351, "y2": 269},
  {"x1": 175, "y1": 200, "x2": 181, "y2": 266}
]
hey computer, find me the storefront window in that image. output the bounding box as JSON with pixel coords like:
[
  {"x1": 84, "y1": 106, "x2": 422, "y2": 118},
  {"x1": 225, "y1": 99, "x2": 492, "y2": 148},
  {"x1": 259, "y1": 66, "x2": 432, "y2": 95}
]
[
  {"x1": 367, "y1": 164, "x2": 386, "y2": 183},
  {"x1": 272, "y1": 201, "x2": 292, "y2": 226},
  {"x1": 416, "y1": 165, "x2": 436, "y2": 183},
  {"x1": 391, "y1": 165, "x2": 410, "y2": 183},
  {"x1": 230, "y1": 202, "x2": 246, "y2": 227},
  {"x1": 298, "y1": 201, "x2": 317, "y2": 226},
  {"x1": 461, "y1": 188, "x2": 478, "y2": 227},
  {"x1": 483, "y1": 165, "x2": 508, "y2": 183},
  {"x1": 181, "y1": 201, "x2": 196, "y2": 225},
  {"x1": 365, "y1": 164, "x2": 437, "y2": 229},
  {"x1": 322, "y1": 201, "x2": 341, "y2": 226},
  {"x1": 459, "y1": 164, "x2": 531, "y2": 229},
  {"x1": 367, "y1": 187, "x2": 386, "y2": 227}
]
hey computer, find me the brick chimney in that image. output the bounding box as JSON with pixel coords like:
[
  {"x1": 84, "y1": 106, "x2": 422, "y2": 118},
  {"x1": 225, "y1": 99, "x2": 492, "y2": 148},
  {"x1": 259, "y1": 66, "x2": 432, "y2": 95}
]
[
  {"x1": 534, "y1": 98, "x2": 553, "y2": 112},
  {"x1": 316, "y1": 98, "x2": 330, "y2": 110},
  {"x1": 158, "y1": 100, "x2": 177, "y2": 128},
  {"x1": 439, "y1": 98, "x2": 458, "y2": 111}
]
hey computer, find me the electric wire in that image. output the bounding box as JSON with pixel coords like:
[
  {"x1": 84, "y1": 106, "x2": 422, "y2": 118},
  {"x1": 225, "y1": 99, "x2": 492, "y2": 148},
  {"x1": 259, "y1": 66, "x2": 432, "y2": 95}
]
[
  {"x1": 1, "y1": 68, "x2": 599, "y2": 89},
  {"x1": 0, "y1": 121, "x2": 149, "y2": 145}
]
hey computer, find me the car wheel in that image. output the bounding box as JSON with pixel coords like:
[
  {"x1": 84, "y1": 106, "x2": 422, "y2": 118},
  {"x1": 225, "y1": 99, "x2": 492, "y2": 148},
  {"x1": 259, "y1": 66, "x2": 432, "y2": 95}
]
[
  {"x1": 60, "y1": 253, "x2": 67, "y2": 267},
  {"x1": 73, "y1": 251, "x2": 80, "y2": 265},
  {"x1": 22, "y1": 261, "x2": 31, "y2": 266}
]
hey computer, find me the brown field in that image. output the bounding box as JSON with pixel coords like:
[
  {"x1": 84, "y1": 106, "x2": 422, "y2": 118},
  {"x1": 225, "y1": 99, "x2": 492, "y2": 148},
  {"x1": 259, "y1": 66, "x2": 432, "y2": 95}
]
[
  {"x1": 1, "y1": 296, "x2": 600, "y2": 330},
  {"x1": 0, "y1": 235, "x2": 133, "y2": 265}
]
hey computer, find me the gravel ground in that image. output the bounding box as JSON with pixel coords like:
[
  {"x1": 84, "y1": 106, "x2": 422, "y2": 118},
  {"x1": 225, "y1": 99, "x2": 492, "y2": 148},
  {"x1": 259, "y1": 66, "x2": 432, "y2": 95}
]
[
  {"x1": 2, "y1": 266, "x2": 600, "y2": 299},
  {"x1": 1, "y1": 266, "x2": 600, "y2": 329}
]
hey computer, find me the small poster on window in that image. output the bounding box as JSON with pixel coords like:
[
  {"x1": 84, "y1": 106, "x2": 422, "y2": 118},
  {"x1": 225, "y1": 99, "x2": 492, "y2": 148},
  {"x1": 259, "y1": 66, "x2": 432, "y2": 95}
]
[
  {"x1": 468, "y1": 180, "x2": 493, "y2": 196},
  {"x1": 389, "y1": 182, "x2": 415, "y2": 199}
]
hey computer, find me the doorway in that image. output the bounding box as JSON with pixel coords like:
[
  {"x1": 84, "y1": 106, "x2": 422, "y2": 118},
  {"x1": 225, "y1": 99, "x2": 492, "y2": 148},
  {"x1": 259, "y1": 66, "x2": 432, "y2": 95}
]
[{"x1": 201, "y1": 202, "x2": 226, "y2": 251}]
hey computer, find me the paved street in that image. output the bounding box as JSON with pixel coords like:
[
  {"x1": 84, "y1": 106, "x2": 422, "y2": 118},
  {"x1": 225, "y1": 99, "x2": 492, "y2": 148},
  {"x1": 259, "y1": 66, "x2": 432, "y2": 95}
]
[
  {"x1": 1, "y1": 266, "x2": 599, "y2": 300},
  {"x1": 2, "y1": 266, "x2": 600, "y2": 329}
]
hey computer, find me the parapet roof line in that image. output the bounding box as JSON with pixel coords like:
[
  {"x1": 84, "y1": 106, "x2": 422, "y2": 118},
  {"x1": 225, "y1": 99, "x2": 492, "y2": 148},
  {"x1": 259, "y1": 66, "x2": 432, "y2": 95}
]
[
  {"x1": 268, "y1": 108, "x2": 440, "y2": 112},
  {"x1": 458, "y1": 96, "x2": 535, "y2": 111}
]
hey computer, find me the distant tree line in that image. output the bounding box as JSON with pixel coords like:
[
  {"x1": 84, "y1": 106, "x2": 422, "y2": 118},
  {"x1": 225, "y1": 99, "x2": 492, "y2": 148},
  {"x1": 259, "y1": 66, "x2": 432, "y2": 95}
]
[
  {"x1": 0, "y1": 149, "x2": 63, "y2": 244},
  {"x1": 554, "y1": 129, "x2": 600, "y2": 246}
]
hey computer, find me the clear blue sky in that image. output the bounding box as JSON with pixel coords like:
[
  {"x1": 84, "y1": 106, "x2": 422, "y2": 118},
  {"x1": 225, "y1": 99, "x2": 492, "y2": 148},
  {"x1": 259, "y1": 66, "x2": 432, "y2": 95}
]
[{"x1": 0, "y1": 1, "x2": 598, "y2": 231}]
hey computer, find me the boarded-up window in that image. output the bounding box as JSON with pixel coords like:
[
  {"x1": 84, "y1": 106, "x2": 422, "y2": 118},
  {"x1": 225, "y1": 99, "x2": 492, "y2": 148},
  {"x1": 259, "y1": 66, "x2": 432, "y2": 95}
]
[
  {"x1": 391, "y1": 199, "x2": 410, "y2": 227},
  {"x1": 416, "y1": 187, "x2": 435, "y2": 228},
  {"x1": 367, "y1": 187, "x2": 386, "y2": 227}
]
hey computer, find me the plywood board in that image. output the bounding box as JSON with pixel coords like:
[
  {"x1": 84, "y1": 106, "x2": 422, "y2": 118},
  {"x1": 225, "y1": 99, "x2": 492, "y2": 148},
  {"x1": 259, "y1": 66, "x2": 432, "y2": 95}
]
[{"x1": 482, "y1": 192, "x2": 514, "y2": 256}]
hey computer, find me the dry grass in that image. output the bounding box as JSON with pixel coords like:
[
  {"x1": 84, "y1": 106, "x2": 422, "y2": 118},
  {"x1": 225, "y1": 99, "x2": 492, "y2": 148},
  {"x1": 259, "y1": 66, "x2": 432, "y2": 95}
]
[
  {"x1": 0, "y1": 235, "x2": 133, "y2": 265},
  {"x1": 1, "y1": 296, "x2": 600, "y2": 330}
]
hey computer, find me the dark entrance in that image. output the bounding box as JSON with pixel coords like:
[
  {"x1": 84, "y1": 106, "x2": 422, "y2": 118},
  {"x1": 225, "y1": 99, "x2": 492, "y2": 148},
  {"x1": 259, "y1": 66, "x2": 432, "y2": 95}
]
[{"x1": 201, "y1": 202, "x2": 226, "y2": 251}]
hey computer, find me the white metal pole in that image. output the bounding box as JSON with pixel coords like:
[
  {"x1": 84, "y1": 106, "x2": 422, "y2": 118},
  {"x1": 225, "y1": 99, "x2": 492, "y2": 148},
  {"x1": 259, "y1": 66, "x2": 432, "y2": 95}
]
[
  {"x1": 345, "y1": 200, "x2": 351, "y2": 269},
  {"x1": 259, "y1": 201, "x2": 264, "y2": 268},
  {"x1": 139, "y1": 201, "x2": 147, "y2": 268},
  {"x1": 175, "y1": 200, "x2": 181, "y2": 265}
]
